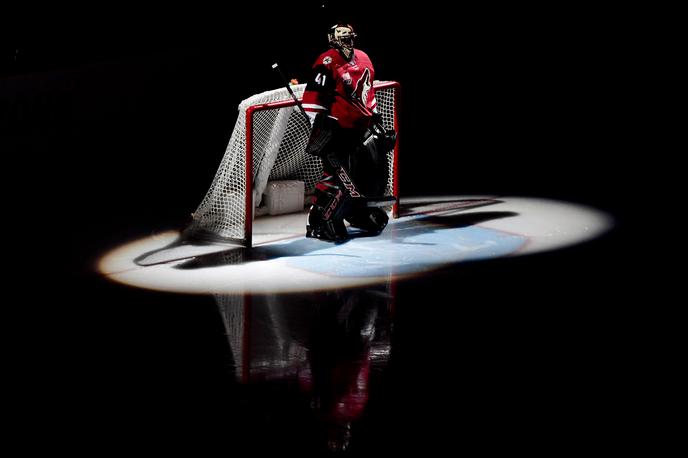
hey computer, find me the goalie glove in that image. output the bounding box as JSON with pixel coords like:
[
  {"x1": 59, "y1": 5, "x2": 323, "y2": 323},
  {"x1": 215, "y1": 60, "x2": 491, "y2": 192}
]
[
  {"x1": 365, "y1": 114, "x2": 397, "y2": 153},
  {"x1": 305, "y1": 112, "x2": 335, "y2": 157}
]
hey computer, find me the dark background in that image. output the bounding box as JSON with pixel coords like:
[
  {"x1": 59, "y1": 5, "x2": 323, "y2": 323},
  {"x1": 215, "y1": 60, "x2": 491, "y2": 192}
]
[
  {"x1": 3, "y1": 2, "x2": 644, "y2": 229},
  {"x1": 3, "y1": 2, "x2": 656, "y2": 454}
]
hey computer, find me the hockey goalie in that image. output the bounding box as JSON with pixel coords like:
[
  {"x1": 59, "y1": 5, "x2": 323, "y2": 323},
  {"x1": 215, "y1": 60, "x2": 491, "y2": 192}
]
[{"x1": 302, "y1": 23, "x2": 397, "y2": 243}]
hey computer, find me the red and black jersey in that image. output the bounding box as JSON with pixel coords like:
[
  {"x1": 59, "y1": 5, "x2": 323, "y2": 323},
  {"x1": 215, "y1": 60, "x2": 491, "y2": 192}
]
[{"x1": 302, "y1": 48, "x2": 377, "y2": 130}]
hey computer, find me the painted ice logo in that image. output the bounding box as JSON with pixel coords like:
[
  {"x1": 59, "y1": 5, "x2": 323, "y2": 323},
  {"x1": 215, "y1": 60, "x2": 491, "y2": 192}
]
[{"x1": 322, "y1": 56, "x2": 332, "y2": 65}]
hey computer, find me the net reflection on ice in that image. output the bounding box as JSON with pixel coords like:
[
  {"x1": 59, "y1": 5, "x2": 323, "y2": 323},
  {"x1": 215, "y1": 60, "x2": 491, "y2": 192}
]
[{"x1": 215, "y1": 281, "x2": 394, "y2": 452}]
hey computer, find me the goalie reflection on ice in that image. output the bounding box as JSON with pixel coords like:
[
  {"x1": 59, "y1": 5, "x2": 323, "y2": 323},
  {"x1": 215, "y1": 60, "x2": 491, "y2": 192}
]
[
  {"x1": 302, "y1": 23, "x2": 397, "y2": 243},
  {"x1": 215, "y1": 283, "x2": 394, "y2": 452}
]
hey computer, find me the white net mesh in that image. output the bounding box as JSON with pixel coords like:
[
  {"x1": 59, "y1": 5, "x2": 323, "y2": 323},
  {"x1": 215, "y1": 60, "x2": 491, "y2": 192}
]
[
  {"x1": 185, "y1": 81, "x2": 399, "y2": 245},
  {"x1": 216, "y1": 294, "x2": 245, "y2": 379}
]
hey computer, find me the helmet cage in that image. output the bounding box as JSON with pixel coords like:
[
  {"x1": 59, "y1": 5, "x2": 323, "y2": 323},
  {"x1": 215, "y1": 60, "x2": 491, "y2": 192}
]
[{"x1": 328, "y1": 24, "x2": 356, "y2": 52}]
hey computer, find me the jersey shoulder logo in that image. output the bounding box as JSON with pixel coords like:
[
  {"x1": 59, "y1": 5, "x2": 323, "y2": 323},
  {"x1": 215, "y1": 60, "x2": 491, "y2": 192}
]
[{"x1": 322, "y1": 56, "x2": 332, "y2": 65}]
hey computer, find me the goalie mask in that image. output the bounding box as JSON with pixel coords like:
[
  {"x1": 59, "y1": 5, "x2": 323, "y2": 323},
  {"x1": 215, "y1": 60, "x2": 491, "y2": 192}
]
[{"x1": 328, "y1": 23, "x2": 356, "y2": 54}]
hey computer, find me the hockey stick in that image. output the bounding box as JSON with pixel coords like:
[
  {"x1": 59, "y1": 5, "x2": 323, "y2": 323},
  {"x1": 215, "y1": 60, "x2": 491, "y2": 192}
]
[{"x1": 271, "y1": 63, "x2": 310, "y2": 122}]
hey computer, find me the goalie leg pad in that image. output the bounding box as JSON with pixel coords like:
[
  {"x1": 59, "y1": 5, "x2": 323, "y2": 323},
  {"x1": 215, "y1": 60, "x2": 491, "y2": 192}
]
[
  {"x1": 350, "y1": 125, "x2": 396, "y2": 197},
  {"x1": 306, "y1": 205, "x2": 348, "y2": 243},
  {"x1": 313, "y1": 173, "x2": 350, "y2": 222},
  {"x1": 306, "y1": 175, "x2": 350, "y2": 242},
  {"x1": 305, "y1": 113, "x2": 337, "y2": 157}
]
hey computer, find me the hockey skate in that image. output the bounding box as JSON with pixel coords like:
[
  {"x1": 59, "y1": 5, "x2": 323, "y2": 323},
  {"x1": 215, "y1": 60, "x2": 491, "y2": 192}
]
[
  {"x1": 306, "y1": 218, "x2": 349, "y2": 243},
  {"x1": 346, "y1": 208, "x2": 389, "y2": 235}
]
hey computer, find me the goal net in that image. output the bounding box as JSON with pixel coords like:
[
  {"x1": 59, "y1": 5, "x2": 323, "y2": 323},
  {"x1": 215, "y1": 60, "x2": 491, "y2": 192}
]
[{"x1": 183, "y1": 80, "x2": 400, "y2": 246}]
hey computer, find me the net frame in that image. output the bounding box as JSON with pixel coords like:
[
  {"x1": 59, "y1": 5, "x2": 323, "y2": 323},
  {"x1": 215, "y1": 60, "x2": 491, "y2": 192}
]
[{"x1": 184, "y1": 80, "x2": 400, "y2": 247}]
